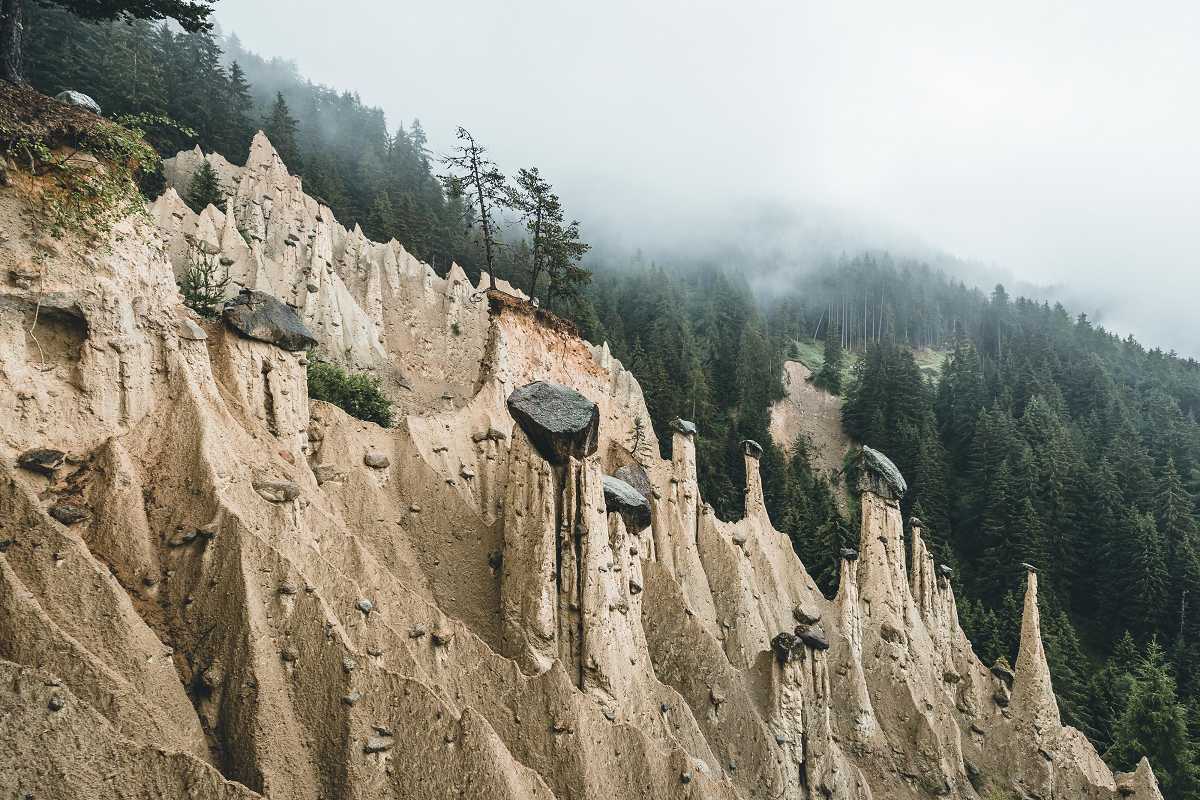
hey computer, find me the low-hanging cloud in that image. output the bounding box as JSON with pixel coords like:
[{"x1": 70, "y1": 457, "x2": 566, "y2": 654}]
[{"x1": 216, "y1": 0, "x2": 1200, "y2": 355}]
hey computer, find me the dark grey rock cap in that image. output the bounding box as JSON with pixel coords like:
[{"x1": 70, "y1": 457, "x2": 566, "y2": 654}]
[
  {"x1": 669, "y1": 418, "x2": 697, "y2": 436},
  {"x1": 506, "y1": 381, "x2": 599, "y2": 465},
  {"x1": 741, "y1": 439, "x2": 763, "y2": 459},
  {"x1": 222, "y1": 289, "x2": 317, "y2": 352},
  {"x1": 602, "y1": 475, "x2": 651, "y2": 530},
  {"x1": 850, "y1": 445, "x2": 908, "y2": 500}
]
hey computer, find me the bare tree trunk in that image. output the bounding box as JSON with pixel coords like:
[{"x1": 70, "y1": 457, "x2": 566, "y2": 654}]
[
  {"x1": 0, "y1": 0, "x2": 23, "y2": 85},
  {"x1": 529, "y1": 202, "x2": 542, "y2": 300}
]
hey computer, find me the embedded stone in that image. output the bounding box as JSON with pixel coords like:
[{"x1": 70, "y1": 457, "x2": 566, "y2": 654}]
[
  {"x1": 363, "y1": 452, "x2": 390, "y2": 469},
  {"x1": 356, "y1": 598, "x2": 373, "y2": 614},
  {"x1": 312, "y1": 464, "x2": 342, "y2": 485},
  {"x1": 795, "y1": 623, "x2": 830, "y2": 651},
  {"x1": 364, "y1": 736, "x2": 393, "y2": 754},
  {"x1": 177, "y1": 318, "x2": 207, "y2": 341},
  {"x1": 18, "y1": 448, "x2": 66, "y2": 476},
  {"x1": 771, "y1": 632, "x2": 799, "y2": 664},
  {"x1": 506, "y1": 381, "x2": 599, "y2": 464},
  {"x1": 48, "y1": 501, "x2": 88, "y2": 525},
  {"x1": 990, "y1": 658, "x2": 1015, "y2": 686},
  {"x1": 253, "y1": 479, "x2": 300, "y2": 503}
]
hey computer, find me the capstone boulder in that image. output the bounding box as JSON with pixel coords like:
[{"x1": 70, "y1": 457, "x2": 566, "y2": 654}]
[
  {"x1": 602, "y1": 475, "x2": 651, "y2": 530},
  {"x1": 850, "y1": 445, "x2": 908, "y2": 500},
  {"x1": 506, "y1": 381, "x2": 599, "y2": 464},
  {"x1": 222, "y1": 289, "x2": 317, "y2": 352}
]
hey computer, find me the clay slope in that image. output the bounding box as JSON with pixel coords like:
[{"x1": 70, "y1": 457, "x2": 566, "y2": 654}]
[{"x1": 0, "y1": 127, "x2": 1165, "y2": 800}]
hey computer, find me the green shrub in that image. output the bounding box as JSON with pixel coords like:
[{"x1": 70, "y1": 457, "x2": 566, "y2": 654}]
[
  {"x1": 306, "y1": 360, "x2": 394, "y2": 428},
  {"x1": 178, "y1": 245, "x2": 230, "y2": 319}
]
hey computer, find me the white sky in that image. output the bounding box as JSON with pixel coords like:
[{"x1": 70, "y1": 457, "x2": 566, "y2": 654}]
[{"x1": 216, "y1": 0, "x2": 1200, "y2": 354}]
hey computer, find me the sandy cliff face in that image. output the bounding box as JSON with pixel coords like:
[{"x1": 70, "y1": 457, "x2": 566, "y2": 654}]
[{"x1": 0, "y1": 132, "x2": 1164, "y2": 800}]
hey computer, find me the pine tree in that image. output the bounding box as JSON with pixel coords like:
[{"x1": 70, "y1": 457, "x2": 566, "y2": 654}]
[
  {"x1": 1090, "y1": 632, "x2": 1140, "y2": 754},
  {"x1": 185, "y1": 159, "x2": 224, "y2": 212},
  {"x1": 812, "y1": 320, "x2": 844, "y2": 394},
  {"x1": 439, "y1": 127, "x2": 504, "y2": 289},
  {"x1": 177, "y1": 245, "x2": 229, "y2": 319},
  {"x1": 1105, "y1": 638, "x2": 1200, "y2": 800},
  {"x1": 1113, "y1": 511, "x2": 1170, "y2": 639},
  {"x1": 224, "y1": 60, "x2": 254, "y2": 160},
  {"x1": 263, "y1": 91, "x2": 301, "y2": 170}
]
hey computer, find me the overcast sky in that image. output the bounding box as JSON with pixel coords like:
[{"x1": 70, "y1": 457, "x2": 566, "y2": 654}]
[{"x1": 216, "y1": 0, "x2": 1200, "y2": 354}]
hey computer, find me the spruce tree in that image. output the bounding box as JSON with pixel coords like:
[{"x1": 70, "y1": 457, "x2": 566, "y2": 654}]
[
  {"x1": 812, "y1": 321, "x2": 844, "y2": 394},
  {"x1": 263, "y1": 92, "x2": 301, "y2": 170},
  {"x1": 186, "y1": 159, "x2": 224, "y2": 212},
  {"x1": 177, "y1": 245, "x2": 229, "y2": 319},
  {"x1": 1106, "y1": 638, "x2": 1200, "y2": 800}
]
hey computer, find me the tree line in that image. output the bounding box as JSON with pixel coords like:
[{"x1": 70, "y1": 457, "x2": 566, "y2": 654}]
[{"x1": 822, "y1": 284, "x2": 1200, "y2": 798}]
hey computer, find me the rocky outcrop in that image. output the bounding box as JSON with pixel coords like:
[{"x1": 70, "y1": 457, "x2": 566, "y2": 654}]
[{"x1": 0, "y1": 127, "x2": 1165, "y2": 800}]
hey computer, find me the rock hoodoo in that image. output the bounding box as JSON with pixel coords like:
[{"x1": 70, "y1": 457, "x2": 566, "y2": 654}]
[{"x1": 0, "y1": 118, "x2": 1164, "y2": 800}]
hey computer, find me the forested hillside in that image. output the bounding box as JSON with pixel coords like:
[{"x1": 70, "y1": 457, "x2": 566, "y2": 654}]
[{"x1": 20, "y1": 10, "x2": 1200, "y2": 796}]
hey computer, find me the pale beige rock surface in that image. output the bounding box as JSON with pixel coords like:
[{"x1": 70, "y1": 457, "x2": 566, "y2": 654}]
[{"x1": 0, "y1": 133, "x2": 1165, "y2": 800}]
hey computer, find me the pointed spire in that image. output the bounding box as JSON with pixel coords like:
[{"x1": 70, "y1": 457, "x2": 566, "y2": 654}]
[
  {"x1": 741, "y1": 439, "x2": 765, "y2": 518},
  {"x1": 1011, "y1": 566, "x2": 1061, "y2": 732}
]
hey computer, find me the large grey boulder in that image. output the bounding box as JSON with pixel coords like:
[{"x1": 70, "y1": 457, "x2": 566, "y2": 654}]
[
  {"x1": 614, "y1": 463, "x2": 652, "y2": 502},
  {"x1": 670, "y1": 418, "x2": 698, "y2": 436},
  {"x1": 55, "y1": 90, "x2": 101, "y2": 115},
  {"x1": 602, "y1": 475, "x2": 651, "y2": 530},
  {"x1": 506, "y1": 381, "x2": 599, "y2": 465},
  {"x1": 795, "y1": 623, "x2": 830, "y2": 651},
  {"x1": 222, "y1": 289, "x2": 317, "y2": 352},
  {"x1": 849, "y1": 445, "x2": 907, "y2": 500}
]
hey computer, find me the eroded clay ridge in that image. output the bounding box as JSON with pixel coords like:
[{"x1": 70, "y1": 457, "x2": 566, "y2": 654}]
[{"x1": 0, "y1": 129, "x2": 1163, "y2": 799}]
